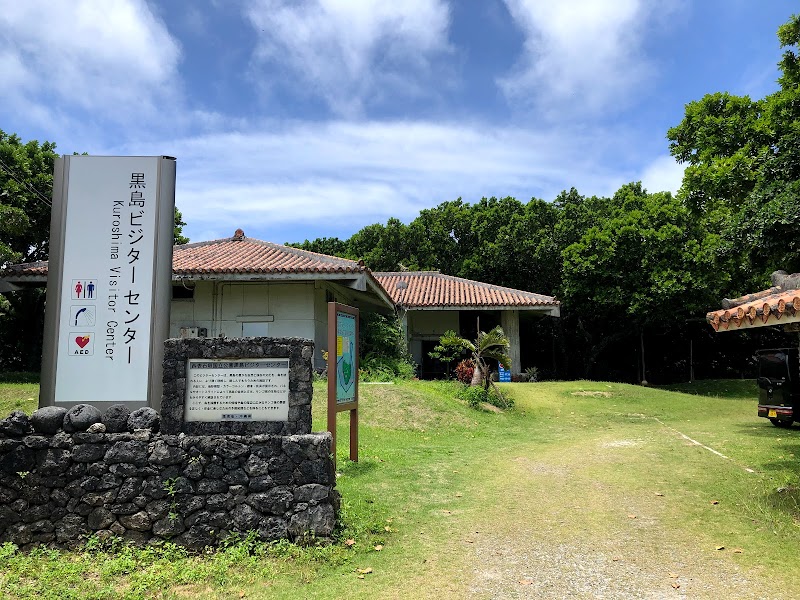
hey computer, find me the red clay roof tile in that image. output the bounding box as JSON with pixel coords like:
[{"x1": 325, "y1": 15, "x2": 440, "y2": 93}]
[
  {"x1": 2, "y1": 236, "x2": 559, "y2": 311},
  {"x1": 2, "y1": 235, "x2": 365, "y2": 278},
  {"x1": 707, "y1": 288, "x2": 800, "y2": 331},
  {"x1": 374, "y1": 271, "x2": 558, "y2": 309},
  {"x1": 171, "y1": 236, "x2": 365, "y2": 275}
]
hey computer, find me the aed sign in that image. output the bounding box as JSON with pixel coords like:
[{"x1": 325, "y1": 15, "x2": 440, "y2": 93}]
[{"x1": 40, "y1": 156, "x2": 176, "y2": 410}]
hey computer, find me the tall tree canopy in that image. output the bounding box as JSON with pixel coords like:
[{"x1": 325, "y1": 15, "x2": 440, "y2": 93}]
[
  {"x1": 668, "y1": 13, "x2": 800, "y2": 287},
  {"x1": 0, "y1": 129, "x2": 58, "y2": 268}
]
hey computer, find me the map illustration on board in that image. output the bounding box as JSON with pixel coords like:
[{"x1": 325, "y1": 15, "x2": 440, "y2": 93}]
[
  {"x1": 337, "y1": 337, "x2": 354, "y2": 390},
  {"x1": 335, "y1": 312, "x2": 357, "y2": 403}
]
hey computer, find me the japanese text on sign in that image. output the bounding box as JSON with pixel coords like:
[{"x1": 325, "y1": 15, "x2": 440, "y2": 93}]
[{"x1": 185, "y1": 359, "x2": 290, "y2": 422}]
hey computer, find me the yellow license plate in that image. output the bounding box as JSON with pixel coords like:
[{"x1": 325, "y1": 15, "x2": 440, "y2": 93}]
[{"x1": 768, "y1": 409, "x2": 777, "y2": 418}]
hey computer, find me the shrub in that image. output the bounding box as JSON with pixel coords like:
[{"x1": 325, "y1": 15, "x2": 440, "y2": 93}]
[
  {"x1": 428, "y1": 330, "x2": 467, "y2": 377},
  {"x1": 455, "y1": 384, "x2": 514, "y2": 410},
  {"x1": 454, "y1": 360, "x2": 474, "y2": 384},
  {"x1": 358, "y1": 313, "x2": 417, "y2": 381},
  {"x1": 360, "y1": 355, "x2": 417, "y2": 382},
  {"x1": 488, "y1": 387, "x2": 514, "y2": 409},
  {"x1": 456, "y1": 384, "x2": 487, "y2": 408}
]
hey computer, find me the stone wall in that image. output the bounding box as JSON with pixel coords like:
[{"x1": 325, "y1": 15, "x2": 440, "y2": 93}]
[
  {"x1": 0, "y1": 426, "x2": 337, "y2": 550},
  {"x1": 0, "y1": 336, "x2": 338, "y2": 550},
  {"x1": 161, "y1": 337, "x2": 313, "y2": 436}
]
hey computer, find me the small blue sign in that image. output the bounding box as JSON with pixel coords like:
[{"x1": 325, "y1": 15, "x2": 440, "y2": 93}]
[{"x1": 498, "y1": 363, "x2": 511, "y2": 382}]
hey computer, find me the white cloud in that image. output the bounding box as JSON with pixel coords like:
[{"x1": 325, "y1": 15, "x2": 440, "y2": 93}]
[
  {"x1": 106, "y1": 119, "x2": 638, "y2": 243},
  {"x1": 639, "y1": 154, "x2": 685, "y2": 195},
  {"x1": 499, "y1": 0, "x2": 680, "y2": 117},
  {"x1": 245, "y1": 0, "x2": 451, "y2": 116},
  {"x1": 0, "y1": 0, "x2": 181, "y2": 124}
]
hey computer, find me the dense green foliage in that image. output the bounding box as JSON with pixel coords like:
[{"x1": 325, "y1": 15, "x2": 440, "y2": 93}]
[
  {"x1": 455, "y1": 382, "x2": 513, "y2": 409},
  {"x1": 293, "y1": 186, "x2": 755, "y2": 382},
  {"x1": 0, "y1": 130, "x2": 57, "y2": 268},
  {"x1": 291, "y1": 15, "x2": 800, "y2": 383},
  {"x1": 0, "y1": 131, "x2": 56, "y2": 372},
  {"x1": 174, "y1": 208, "x2": 189, "y2": 245},
  {"x1": 358, "y1": 312, "x2": 416, "y2": 381},
  {"x1": 667, "y1": 13, "x2": 800, "y2": 288}
]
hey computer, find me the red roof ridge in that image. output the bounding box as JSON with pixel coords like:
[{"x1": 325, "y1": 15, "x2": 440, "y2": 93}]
[{"x1": 174, "y1": 235, "x2": 364, "y2": 269}]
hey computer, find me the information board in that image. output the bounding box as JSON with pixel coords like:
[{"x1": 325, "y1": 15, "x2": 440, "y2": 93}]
[
  {"x1": 336, "y1": 311, "x2": 357, "y2": 403},
  {"x1": 498, "y1": 363, "x2": 512, "y2": 382},
  {"x1": 185, "y1": 358, "x2": 289, "y2": 422},
  {"x1": 327, "y1": 302, "x2": 359, "y2": 463}
]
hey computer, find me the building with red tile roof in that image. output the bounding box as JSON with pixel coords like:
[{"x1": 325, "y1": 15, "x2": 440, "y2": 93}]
[
  {"x1": 374, "y1": 271, "x2": 558, "y2": 377},
  {"x1": 2, "y1": 231, "x2": 560, "y2": 376}
]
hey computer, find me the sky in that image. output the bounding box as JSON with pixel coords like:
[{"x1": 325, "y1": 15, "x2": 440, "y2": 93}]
[{"x1": 1, "y1": 0, "x2": 797, "y2": 245}]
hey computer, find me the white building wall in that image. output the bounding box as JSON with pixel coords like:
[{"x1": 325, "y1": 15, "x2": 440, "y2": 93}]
[
  {"x1": 169, "y1": 281, "x2": 215, "y2": 338},
  {"x1": 170, "y1": 281, "x2": 316, "y2": 342},
  {"x1": 313, "y1": 285, "x2": 330, "y2": 371},
  {"x1": 409, "y1": 310, "x2": 459, "y2": 337}
]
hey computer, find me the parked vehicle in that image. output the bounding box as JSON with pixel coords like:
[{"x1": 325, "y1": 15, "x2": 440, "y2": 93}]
[{"x1": 756, "y1": 348, "x2": 799, "y2": 427}]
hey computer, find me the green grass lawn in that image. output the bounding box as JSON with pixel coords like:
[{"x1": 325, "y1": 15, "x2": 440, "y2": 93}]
[{"x1": 1, "y1": 379, "x2": 799, "y2": 599}]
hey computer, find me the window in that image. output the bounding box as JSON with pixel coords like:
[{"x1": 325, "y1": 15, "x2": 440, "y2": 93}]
[{"x1": 172, "y1": 285, "x2": 194, "y2": 300}]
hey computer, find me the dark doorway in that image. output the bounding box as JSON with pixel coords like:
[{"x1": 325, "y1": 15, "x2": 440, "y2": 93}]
[
  {"x1": 459, "y1": 311, "x2": 500, "y2": 341},
  {"x1": 420, "y1": 339, "x2": 449, "y2": 379}
]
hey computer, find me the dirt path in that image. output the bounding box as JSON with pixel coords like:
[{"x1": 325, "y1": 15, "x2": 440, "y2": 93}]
[{"x1": 461, "y1": 421, "x2": 786, "y2": 599}]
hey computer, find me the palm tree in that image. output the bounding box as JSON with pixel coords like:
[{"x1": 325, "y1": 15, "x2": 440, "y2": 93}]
[{"x1": 461, "y1": 326, "x2": 512, "y2": 388}]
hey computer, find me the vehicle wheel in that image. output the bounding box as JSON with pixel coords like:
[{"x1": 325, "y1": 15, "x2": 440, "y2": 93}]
[{"x1": 769, "y1": 418, "x2": 794, "y2": 428}]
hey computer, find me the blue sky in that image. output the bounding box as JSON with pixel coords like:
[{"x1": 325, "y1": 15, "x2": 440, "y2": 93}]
[{"x1": 1, "y1": 0, "x2": 797, "y2": 245}]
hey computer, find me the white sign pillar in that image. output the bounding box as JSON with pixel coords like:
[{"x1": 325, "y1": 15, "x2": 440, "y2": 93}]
[{"x1": 40, "y1": 156, "x2": 176, "y2": 411}]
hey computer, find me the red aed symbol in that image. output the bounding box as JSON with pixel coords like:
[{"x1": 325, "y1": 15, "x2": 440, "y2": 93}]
[{"x1": 75, "y1": 336, "x2": 90, "y2": 349}]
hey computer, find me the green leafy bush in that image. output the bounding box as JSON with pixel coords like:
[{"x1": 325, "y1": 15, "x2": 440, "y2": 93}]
[
  {"x1": 455, "y1": 384, "x2": 514, "y2": 410},
  {"x1": 360, "y1": 355, "x2": 416, "y2": 382},
  {"x1": 457, "y1": 384, "x2": 488, "y2": 407},
  {"x1": 358, "y1": 312, "x2": 417, "y2": 381}
]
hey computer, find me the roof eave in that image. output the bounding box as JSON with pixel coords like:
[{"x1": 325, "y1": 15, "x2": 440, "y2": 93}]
[{"x1": 400, "y1": 304, "x2": 560, "y2": 315}]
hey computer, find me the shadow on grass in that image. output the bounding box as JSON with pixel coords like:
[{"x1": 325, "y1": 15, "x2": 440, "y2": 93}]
[
  {"x1": 0, "y1": 372, "x2": 39, "y2": 384},
  {"x1": 734, "y1": 423, "x2": 800, "y2": 438},
  {"x1": 765, "y1": 483, "x2": 800, "y2": 520},
  {"x1": 658, "y1": 379, "x2": 757, "y2": 400},
  {"x1": 336, "y1": 459, "x2": 379, "y2": 478}
]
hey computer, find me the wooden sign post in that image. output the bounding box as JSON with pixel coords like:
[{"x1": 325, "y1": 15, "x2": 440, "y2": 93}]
[{"x1": 327, "y1": 302, "x2": 359, "y2": 464}]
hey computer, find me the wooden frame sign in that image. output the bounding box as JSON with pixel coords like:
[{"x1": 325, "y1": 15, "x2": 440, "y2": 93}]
[{"x1": 327, "y1": 302, "x2": 359, "y2": 463}]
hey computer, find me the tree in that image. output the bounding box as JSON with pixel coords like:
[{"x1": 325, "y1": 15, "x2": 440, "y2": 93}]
[
  {"x1": 560, "y1": 182, "x2": 727, "y2": 379},
  {"x1": 289, "y1": 236, "x2": 348, "y2": 257},
  {"x1": 463, "y1": 326, "x2": 512, "y2": 388},
  {"x1": 0, "y1": 129, "x2": 58, "y2": 268},
  {"x1": 428, "y1": 330, "x2": 467, "y2": 377},
  {"x1": 440, "y1": 326, "x2": 512, "y2": 388},
  {"x1": 174, "y1": 208, "x2": 189, "y2": 245},
  {"x1": 668, "y1": 13, "x2": 800, "y2": 289},
  {"x1": 0, "y1": 129, "x2": 190, "y2": 370}
]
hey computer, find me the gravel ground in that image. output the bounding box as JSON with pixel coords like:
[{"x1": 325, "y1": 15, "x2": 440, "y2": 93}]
[
  {"x1": 467, "y1": 531, "x2": 777, "y2": 599},
  {"x1": 461, "y1": 434, "x2": 787, "y2": 600}
]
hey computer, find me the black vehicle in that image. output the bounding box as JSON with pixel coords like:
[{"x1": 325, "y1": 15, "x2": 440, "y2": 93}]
[{"x1": 756, "y1": 348, "x2": 799, "y2": 427}]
